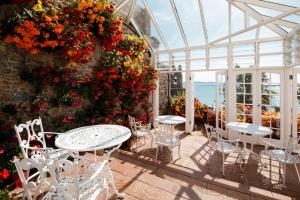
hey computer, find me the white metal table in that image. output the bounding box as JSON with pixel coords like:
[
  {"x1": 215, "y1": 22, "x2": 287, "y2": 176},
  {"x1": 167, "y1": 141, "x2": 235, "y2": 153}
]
[
  {"x1": 55, "y1": 124, "x2": 131, "y2": 199},
  {"x1": 227, "y1": 122, "x2": 272, "y2": 162},
  {"x1": 155, "y1": 115, "x2": 187, "y2": 125}
]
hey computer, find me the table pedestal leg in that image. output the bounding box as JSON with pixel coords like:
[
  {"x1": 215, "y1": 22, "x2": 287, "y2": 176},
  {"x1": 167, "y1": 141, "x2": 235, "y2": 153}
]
[
  {"x1": 107, "y1": 165, "x2": 125, "y2": 198},
  {"x1": 75, "y1": 152, "x2": 80, "y2": 200}
]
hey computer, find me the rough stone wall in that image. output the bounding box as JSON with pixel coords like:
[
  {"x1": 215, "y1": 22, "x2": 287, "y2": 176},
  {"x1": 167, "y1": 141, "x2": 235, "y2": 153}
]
[{"x1": 0, "y1": 4, "x2": 152, "y2": 123}]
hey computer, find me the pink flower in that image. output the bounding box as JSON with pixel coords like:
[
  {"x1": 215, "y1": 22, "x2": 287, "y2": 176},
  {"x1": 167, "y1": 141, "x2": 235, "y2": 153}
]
[{"x1": 0, "y1": 147, "x2": 4, "y2": 155}]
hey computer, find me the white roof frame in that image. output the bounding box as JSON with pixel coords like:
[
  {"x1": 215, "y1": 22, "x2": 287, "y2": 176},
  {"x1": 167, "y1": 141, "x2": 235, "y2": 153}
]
[
  {"x1": 169, "y1": 0, "x2": 189, "y2": 47},
  {"x1": 262, "y1": 15, "x2": 298, "y2": 29},
  {"x1": 230, "y1": 1, "x2": 287, "y2": 38},
  {"x1": 142, "y1": 0, "x2": 169, "y2": 50},
  {"x1": 127, "y1": 0, "x2": 137, "y2": 22},
  {"x1": 114, "y1": 0, "x2": 132, "y2": 13},
  {"x1": 198, "y1": 0, "x2": 208, "y2": 44},
  {"x1": 233, "y1": 0, "x2": 300, "y2": 16},
  {"x1": 210, "y1": 6, "x2": 300, "y2": 44}
]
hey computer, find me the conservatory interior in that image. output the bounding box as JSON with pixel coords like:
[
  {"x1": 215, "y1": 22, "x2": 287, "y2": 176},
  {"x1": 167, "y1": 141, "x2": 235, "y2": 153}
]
[{"x1": 1, "y1": 0, "x2": 300, "y2": 199}]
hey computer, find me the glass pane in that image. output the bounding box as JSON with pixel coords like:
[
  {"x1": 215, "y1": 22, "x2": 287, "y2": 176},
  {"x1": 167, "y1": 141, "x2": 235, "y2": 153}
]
[
  {"x1": 260, "y1": 41, "x2": 283, "y2": 54},
  {"x1": 261, "y1": 105, "x2": 269, "y2": 115},
  {"x1": 245, "y1": 95, "x2": 253, "y2": 104},
  {"x1": 267, "y1": 0, "x2": 300, "y2": 7},
  {"x1": 236, "y1": 104, "x2": 244, "y2": 114},
  {"x1": 261, "y1": 72, "x2": 270, "y2": 83},
  {"x1": 260, "y1": 54, "x2": 283, "y2": 67},
  {"x1": 249, "y1": 5, "x2": 281, "y2": 17},
  {"x1": 261, "y1": 85, "x2": 270, "y2": 94},
  {"x1": 236, "y1": 74, "x2": 244, "y2": 83},
  {"x1": 272, "y1": 129, "x2": 280, "y2": 139},
  {"x1": 271, "y1": 118, "x2": 280, "y2": 129},
  {"x1": 210, "y1": 47, "x2": 227, "y2": 57},
  {"x1": 147, "y1": 0, "x2": 185, "y2": 48},
  {"x1": 259, "y1": 26, "x2": 279, "y2": 38},
  {"x1": 210, "y1": 58, "x2": 227, "y2": 69},
  {"x1": 271, "y1": 96, "x2": 280, "y2": 106},
  {"x1": 262, "y1": 118, "x2": 270, "y2": 127},
  {"x1": 245, "y1": 73, "x2": 252, "y2": 83},
  {"x1": 174, "y1": 0, "x2": 206, "y2": 46},
  {"x1": 270, "y1": 85, "x2": 280, "y2": 94},
  {"x1": 190, "y1": 60, "x2": 206, "y2": 70},
  {"x1": 233, "y1": 56, "x2": 255, "y2": 68},
  {"x1": 245, "y1": 115, "x2": 253, "y2": 123},
  {"x1": 202, "y1": 0, "x2": 228, "y2": 42},
  {"x1": 262, "y1": 95, "x2": 270, "y2": 105},
  {"x1": 245, "y1": 105, "x2": 253, "y2": 115},
  {"x1": 245, "y1": 84, "x2": 252, "y2": 93},
  {"x1": 237, "y1": 94, "x2": 244, "y2": 103},
  {"x1": 236, "y1": 84, "x2": 244, "y2": 93},
  {"x1": 231, "y1": 5, "x2": 244, "y2": 33},
  {"x1": 134, "y1": 0, "x2": 166, "y2": 50},
  {"x1": 236, "y1": 115, "x2": 245, "y2": 122},
  {"x1": 233, "y1": 44, "x2": 255, "y2": 56},
  {"x1": 191, "y1": 49, "x2": 206, "y2": 59},
  {"x1": 271, "y1": 73, "x2": 280, "y2": 84}
]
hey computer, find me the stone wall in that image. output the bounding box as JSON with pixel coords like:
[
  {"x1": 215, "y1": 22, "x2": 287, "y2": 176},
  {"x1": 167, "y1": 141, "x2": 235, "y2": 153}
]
[{"x1": 0, "y1": 4, "x2": 152, "y2": 124}]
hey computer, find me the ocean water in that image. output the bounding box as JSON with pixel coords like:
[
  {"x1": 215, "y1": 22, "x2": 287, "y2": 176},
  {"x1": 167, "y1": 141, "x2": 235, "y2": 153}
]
[{"x1": 194, "y1": 82, "x2": 216, "y2": 107}]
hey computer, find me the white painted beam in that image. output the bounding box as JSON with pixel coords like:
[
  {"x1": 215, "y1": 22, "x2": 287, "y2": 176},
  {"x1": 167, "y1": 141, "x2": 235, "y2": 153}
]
[
  {"x1": 127, "y1": 0, "x2": 137, "y2": 22},
  {"x1": 114, "y1": 0, "x2": 132, "y2": 13},
  {"x1": 169, "y1": 0, "x2": 189, "y2": 47},
  {"x1": 262, "y1": 15, "x2": 298, "y2": 29},
  {"x1": 231, "y1": 1, "x2": 287, "y2": 38},
  {"x1": 198, "y1": 0, "x2": 208, "y2": 44},
  {"x1": 209, "y1": 5, "x2": 300, "y2": 44},
  {"x1": 233, "y1": 0, "x2": 300, "y2": 16},
  {"x1": 143, "y1": 0, "x2": 169, "y2": 50}
]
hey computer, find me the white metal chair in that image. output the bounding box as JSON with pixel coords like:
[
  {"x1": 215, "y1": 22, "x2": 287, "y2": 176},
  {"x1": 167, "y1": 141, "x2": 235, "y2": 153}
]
[
  {"x1": 155, "y1": 123, "x2": 181, "y2": 162},
  {"x1": 205, "y1": 124, "x2": 241, "y2": 176},
  {"x1": 128, "y1": 115, "x2": 153, "y2": 152},
  {"x1": 14, "y1": 117, "x2": 69, "y2": 162},
  {"x1": 47, "y1": 158, "x2": 110, "y2": 200},
  {"x1": 259, "y1": 135, "x2": 300, "y2": 185},
  {"x1": 13, "y1": 157, "x2": 50, "y2": 200}
]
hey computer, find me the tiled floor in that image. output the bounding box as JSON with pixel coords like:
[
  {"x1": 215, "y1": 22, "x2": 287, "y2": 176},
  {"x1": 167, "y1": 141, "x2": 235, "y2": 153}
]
[
  {"x1": 9, "y1": 127, "x2": 300, "y2": 200},
  {"x1": 106, "y1": 127, "x2": 300, "y2": 200}
]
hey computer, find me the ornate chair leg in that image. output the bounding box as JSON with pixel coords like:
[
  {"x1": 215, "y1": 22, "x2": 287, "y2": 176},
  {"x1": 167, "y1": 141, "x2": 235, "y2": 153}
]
[
  {"x1": 283, "y1": 163, "x2": 286, "y2": 185},
  {"x1": 156, "y1": 146, "x2": 159, "y2": 161},
  {"x1": 178, "y1": 144, "x2": 181, "y2": 159},
  {"x1": 295, "y1": 164, "x2": 300, "y2": 182},
  {"x1": 222, "y1": 153, "x2": 225, "y2": 176}
]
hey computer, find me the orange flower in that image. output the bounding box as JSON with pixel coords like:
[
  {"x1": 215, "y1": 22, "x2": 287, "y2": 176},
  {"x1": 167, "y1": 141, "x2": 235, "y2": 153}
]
[
  {"x1": 87, "y1": 9, "x2": 93, "y2": 15},
  {"x1": 40, "y1": 23, "x2": 46, "y2": 28},
  {"x1": 4, "y1": 36, "x2": 15, "y2": 43},
  {"x1": 44, "y1": 33, "x2": 50, "y2": 39},
  {"x1": 98, "y1": 24, "x2": 104, "y2": 34},
  {"x1": 97, "y1": 16, "x2": 105, "y2": 23},
  {"x1": 54, "y1": 24, "x2": 64, "y2": 34}
]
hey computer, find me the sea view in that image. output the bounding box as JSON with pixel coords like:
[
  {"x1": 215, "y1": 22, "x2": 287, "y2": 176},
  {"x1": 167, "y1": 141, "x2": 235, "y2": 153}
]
[{"x1": 194, "y1": 82, "x2": 216, "y2": 107}]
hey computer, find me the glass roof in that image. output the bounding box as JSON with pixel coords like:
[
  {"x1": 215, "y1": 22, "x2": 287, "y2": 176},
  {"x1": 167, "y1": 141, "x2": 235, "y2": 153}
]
[{"x1": 114, "y1": 0, "x2": 300, "y2": 52}]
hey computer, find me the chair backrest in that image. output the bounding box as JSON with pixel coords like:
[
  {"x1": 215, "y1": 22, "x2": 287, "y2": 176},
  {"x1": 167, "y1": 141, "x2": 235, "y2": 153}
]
[
  {"x1": 204, "y1": 124, "x2": 220, "y2": 142},
  {"x1": 128, "y1": 115, "x2": 141, "y2": 134},
  {"x1": 13, "y1": 157, "x2": 49, "y2": 200},
  {"x1": 286, "y1": 135, "x2": 300, "y2": 153},
  {"x1": 14, "y1": 117, "x2": 46, "y2": 159},
  {"x1": 48, "y1": 158, "x2": 108, "y2": 199},
  {"x1": 48, "y1": 159, "x2": 76, "y2": 199}
]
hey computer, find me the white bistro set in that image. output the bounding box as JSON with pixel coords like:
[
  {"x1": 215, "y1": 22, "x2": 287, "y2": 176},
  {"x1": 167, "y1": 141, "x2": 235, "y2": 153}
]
[
  {"x1": 14, "y1": 117, "x2": 131, "y2": 200},
  {"x1": 206, "y1": 121, "x2": 300, "y2": 184}
]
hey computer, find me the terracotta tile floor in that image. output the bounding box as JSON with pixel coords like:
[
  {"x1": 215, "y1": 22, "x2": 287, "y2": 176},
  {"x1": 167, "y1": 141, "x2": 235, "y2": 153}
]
[
  {"x1": 9, "y1": 127, "x2": 300, "y2": 200},
  {"x1": 105, "y1": 127, "x2": 300, "y2": 200}
]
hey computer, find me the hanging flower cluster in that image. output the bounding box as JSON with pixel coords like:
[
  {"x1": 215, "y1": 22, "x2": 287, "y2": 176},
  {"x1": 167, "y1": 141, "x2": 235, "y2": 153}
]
[{"x1": 4, "y1": 0, "x2": 123, "y2": 65}]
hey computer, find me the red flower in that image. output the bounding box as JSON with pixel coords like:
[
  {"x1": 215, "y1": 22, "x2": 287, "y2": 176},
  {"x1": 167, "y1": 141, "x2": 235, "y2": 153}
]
[
  {"x1": 71, "y1": 91, "x2": 77, "y2": 98},
  {"x1": 1, "y1": 124, "x2": 12, "y2": 132},
  {"x1": 63, "y1": 117, "x2": 70, "y2": 123},
  {"x1": 53, "y1": 76, "x2": 61, "y2": 84},
  {"x1": 39, "y1": 103, "x2": 47, "y2": 112},
  {"x1": 0, "y1": 169, "x2": 10, "y2": 180}
]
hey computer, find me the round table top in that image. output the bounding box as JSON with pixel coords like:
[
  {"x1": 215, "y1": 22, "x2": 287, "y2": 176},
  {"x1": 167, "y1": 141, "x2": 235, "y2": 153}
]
[
  {"x1": 227, "y1": 122, "x2": 272, "y2": 136},
  {"x1": 55, "y1": 125, "x2": 131, "y2": 152},
  {"x1": 155, "y1": 115, "x2": 187, "y2": 125}
]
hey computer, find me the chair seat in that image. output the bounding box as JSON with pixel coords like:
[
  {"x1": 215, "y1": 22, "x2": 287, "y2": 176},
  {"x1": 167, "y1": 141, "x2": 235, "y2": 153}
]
[
  {"x1": 261, "y1": 149, "x2": 300, "y2": 164},
  {"x1": 31, "y1": 148, "x2": 69, "y2": 162},
  {"x1": 134, "y1": 129, "x2": 150, "y2": 137},
  {"x1": 156, "y1": 135, "x2": 179, "y2": 147},
  {"x1": 211, "y1": 141, "x2": 240, "y2": 154}
]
